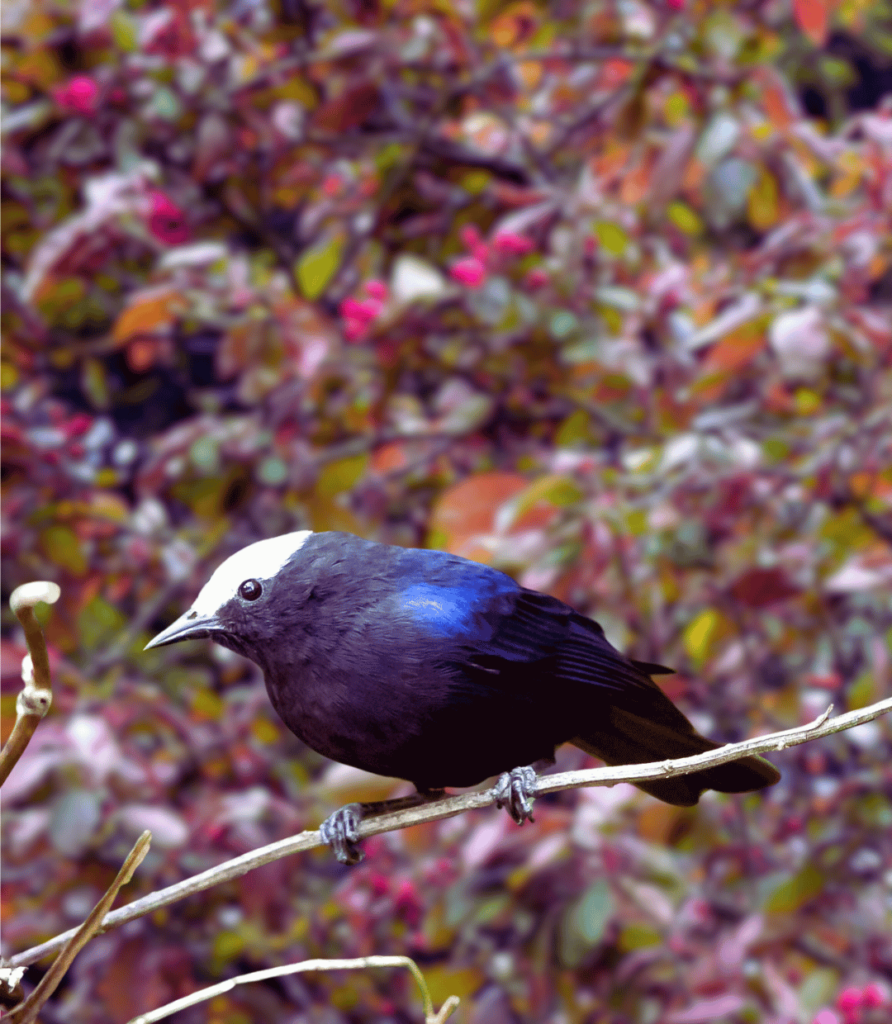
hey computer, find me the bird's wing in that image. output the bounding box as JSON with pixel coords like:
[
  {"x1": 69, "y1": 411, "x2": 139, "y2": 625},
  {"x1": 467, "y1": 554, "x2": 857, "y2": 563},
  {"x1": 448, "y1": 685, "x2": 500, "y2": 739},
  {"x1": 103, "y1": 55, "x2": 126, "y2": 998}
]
[{"x1": 458, "y1": 588, "x2": 667, "y2": 700}]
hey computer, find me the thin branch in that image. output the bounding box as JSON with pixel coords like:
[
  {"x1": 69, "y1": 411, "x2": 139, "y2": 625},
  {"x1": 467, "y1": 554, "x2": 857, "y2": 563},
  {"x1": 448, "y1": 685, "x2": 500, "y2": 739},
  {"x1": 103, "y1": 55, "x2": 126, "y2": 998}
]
[
  {"x1": 6, "y1": 831, "x2": 152, "y2": 1024},
  {"x1": 125, "y1": 955, "x2": 457, "y2": 1024},
  {"x1": 0, "y1": 583, "x2": 61, "y2": 787},
  {"x1": 8, "y1": 696, "x2": 891, "y2": 970}
]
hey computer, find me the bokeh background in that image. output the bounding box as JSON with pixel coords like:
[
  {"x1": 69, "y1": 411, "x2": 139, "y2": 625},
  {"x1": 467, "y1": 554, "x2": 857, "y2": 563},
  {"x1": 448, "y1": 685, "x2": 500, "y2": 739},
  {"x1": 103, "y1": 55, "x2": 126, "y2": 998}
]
[{"x1": 2, "y1": 1, "x2": 892, "y2": 1022}]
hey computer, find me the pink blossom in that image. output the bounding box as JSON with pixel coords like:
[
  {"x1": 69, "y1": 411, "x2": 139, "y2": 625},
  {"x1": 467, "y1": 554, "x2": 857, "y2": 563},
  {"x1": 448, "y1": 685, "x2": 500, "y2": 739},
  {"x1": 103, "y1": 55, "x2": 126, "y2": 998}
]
[
  {"x1": 53, "y1": 75, "x2": 99, "y2": 115},
  {"x1": 343, "y1": 319, "x2": 366, "y2": 342},
  {"x1": 394, "y1": 879, "x2": 421, "y2": 925},
  {"x1": 364, "y1": 279, "x2": 388, "y2": 302},
  {"x1": 460, "y1": 224, "x2": 483, "y2": 249},
  {"x1": 369, "y1": 872, "x2": 390, "y2": 896},
  {"x1": 493, "y1": 230, "x2": 534, "y2": 255},
  {"x1": 395, "y1": 879, "x2": 418, "y2": 907},
  {"x1": 339, "y1": 287, "x2": 386, "y2": 342},
  {"x1": 459, "y1": 224, "x2": 489, "y2": 262},
  {"x1": 450, "y1": 256, "x2": 487, "y2": 288},
  {"x1": 63, "y1": 413, "x2": 92, "y2": 439},
  {"x1": 860, "y1": 984, "x2": 886, "y2": 1007},
  {"x1": 837, "y1": 989, "x2": 864, "y2": 1013},
  {"x1": 147, "y1": 190, "x2": 189, "y2": 245},
  {"x1": 687, "y1": 898, "x2": 711, "y2": 923},
  {"x1": 812, "y1": 1012, "x2": 841, "y2": 1024},
  {"x1": 340, "y1": 297, "x2": 377, "y2": 324},
  {"x1": 525, "y1": 268, "x2": 549, "y2": 288}
]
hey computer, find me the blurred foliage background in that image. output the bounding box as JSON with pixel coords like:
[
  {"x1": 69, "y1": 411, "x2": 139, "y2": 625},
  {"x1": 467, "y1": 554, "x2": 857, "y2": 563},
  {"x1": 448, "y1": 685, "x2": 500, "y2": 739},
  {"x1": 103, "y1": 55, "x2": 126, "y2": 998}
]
[{"x1": 2, "y1": 0, "x2": 892, "y2": 1021}]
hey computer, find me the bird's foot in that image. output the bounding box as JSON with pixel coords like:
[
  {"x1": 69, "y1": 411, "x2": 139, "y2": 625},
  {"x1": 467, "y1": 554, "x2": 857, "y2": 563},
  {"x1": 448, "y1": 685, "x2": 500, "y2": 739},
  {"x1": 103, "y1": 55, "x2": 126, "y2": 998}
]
[
  {"x1": 318, "y1": 791, "x2": 446, "y2": 865},
  {"x1": 493, "y1": 765, "x2": 538, "y2": 825},
  {"x1": 319, "y1": 802, "x2": 364, "y2": 865}
]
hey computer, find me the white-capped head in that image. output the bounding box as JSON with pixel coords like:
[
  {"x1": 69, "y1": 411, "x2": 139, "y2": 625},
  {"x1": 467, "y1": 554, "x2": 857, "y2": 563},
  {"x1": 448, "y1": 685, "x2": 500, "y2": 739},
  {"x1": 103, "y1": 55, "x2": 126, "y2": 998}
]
[
  {"x1": 191, "y1": 531, "x2": 313, "y2": 617},
  {"x1": 145, "y1": 530, "x2": 313, "y2": 650}
]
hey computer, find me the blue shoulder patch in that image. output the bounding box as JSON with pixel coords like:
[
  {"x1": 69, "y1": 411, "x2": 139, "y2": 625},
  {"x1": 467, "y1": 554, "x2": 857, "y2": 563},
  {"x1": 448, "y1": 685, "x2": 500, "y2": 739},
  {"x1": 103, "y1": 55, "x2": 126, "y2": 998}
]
[{"x1": 400, "y1": 583, "x2": 482, "y2": 637}]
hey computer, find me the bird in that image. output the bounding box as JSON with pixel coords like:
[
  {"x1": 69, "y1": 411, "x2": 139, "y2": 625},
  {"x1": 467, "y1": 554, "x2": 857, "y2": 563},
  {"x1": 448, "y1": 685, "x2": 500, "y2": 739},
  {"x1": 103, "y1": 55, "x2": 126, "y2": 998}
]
[{"x1": 145, "y1": 530, "x2": 780, "y2": 863}]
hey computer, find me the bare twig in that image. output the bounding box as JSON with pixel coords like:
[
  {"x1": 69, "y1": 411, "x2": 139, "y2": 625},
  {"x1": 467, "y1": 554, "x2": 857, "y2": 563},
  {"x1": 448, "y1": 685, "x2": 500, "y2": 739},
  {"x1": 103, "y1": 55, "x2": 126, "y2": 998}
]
[
  {"x1": 0, "y1": 583, "x2": 61, "y2": 787},
  {"x1": 125, "y1": 955, "x2": 457, "y2": 1024},
  {"x1": 8, "y1": 696, "x2": 891, "y2": 970},
  {"x1": 0, "y1": 960, "x2": 26, "y2": 1010},
  {"x1": 6, "y1": 831, "x2": 152, "y2": 1024}
]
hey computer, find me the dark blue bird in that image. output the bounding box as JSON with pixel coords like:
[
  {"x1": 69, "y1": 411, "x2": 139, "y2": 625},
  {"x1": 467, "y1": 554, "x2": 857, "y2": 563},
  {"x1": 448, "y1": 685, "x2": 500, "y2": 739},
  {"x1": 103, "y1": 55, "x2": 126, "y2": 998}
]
[{"x1": 146, "y1": 530, "x2": 780, "y2": 862}]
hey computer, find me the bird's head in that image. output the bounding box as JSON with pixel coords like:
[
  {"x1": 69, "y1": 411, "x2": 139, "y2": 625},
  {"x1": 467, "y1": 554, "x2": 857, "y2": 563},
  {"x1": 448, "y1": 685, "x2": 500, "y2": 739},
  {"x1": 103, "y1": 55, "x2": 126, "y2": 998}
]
[{"x1": 144, "y1": 530, "x2": 315, "y2": 657}]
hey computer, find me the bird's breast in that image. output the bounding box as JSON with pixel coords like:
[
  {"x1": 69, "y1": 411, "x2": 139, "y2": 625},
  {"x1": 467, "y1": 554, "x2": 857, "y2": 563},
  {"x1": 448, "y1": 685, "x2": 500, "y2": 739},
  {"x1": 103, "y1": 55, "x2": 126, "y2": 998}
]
[{"x1": 260, "y1": 653, "x2": 450, "y2": 776}]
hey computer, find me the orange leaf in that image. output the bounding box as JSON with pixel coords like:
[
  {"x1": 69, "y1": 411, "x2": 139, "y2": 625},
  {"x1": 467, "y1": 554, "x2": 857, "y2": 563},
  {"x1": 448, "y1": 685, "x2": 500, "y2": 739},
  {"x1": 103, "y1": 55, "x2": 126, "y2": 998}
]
[
  {"x1": 125, "y1": 338, "x2": 162, "y2": 373},
  {"x1": 758, "y1": 69, "x2": 794, "y2": 130},
  {"x1": 793, "y1": 0, "x2": 831, "y2": 46},
  {"x1": 489, "y1": 1, "x2": 537, "y2": 48},
  {"x1": 702, "y1": 328, "x2": 765, "y2": 373},
  {"x1": 429, "y1": 473, "x2": 528, "y2": 560},
  {"x1": 371, "y1": 441, "x2": 409, "y2": 475},
  {"x1": 112, "y1": 289, "x2": 183, "y2": 344},
  {"x1": 599, "y1": 59, "x2": 633, "y2": 89}
]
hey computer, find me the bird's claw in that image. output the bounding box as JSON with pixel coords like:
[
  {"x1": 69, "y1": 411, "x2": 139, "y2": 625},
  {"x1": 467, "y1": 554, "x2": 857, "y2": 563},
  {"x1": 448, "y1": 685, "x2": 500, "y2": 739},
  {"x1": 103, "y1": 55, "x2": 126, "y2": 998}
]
[
  {"x1": 493, "y1": 765, "x2": 537, "y2": 825},
  {"x1": 319, "y1": 802, "x2": 364, "y2": 864}
]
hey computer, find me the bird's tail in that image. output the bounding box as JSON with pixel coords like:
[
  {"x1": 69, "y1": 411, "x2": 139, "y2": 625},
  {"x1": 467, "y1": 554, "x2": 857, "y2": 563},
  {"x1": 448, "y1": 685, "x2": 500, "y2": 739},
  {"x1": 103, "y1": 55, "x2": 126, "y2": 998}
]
[{"x1": 570, "y1": 673, "x2": 780, "y2": 806}]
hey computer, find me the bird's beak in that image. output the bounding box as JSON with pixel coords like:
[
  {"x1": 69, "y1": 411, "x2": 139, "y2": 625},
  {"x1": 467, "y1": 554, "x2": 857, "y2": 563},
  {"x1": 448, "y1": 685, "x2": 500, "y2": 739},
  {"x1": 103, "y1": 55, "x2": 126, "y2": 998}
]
[{"x1": 144, "y1": 609, "x2": 220, "y2": 650}]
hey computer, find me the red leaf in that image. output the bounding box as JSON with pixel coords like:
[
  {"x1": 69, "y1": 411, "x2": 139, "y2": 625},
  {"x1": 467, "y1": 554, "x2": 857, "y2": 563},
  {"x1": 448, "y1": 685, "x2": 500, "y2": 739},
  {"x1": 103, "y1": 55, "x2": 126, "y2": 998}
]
[
  {"x1": 730, "y1": 567, "x2": 800, "y2": 608},
  {"x1": 314, "y1": 83, "x2": 380, "y2": 132}
]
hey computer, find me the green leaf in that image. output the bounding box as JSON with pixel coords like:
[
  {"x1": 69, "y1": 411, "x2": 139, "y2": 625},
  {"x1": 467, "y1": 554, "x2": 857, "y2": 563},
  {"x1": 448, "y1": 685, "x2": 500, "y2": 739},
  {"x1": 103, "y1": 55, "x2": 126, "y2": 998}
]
[
  {"x1": 667, "y1": 201, "x2": 703, "y2": 236},
  {"x1": 40, "y1": 524, "x2": 88, "y2": 575},
  {"x1": 295, "y1": 234, "x2": 344, "y2": 299},
  {"x1": 557, "y1": 880, "x2": 613, "y2": 968},
  {"x1": 682, "y1": 608, "x2": 723, "y2": 666},
  {"x1": 555, "y1": 409, "x2": 592, "y2": 447},
  {"x1": 77, "y1": 595, "x2": 128, "y2": 650},
  {"x1": 81, "y1": 356, "x2": 110, "y2": 410},
  {"x1": 110, "y1": 11, "x2": 138, "y2": 51},
  {"x1": 594, "y1": 220, "x2": 629, "y2": 256},
  {"x1": 257, "y1": 456, "x2": 289, "y2": 486},
  {"x1": 211, "y1": 929, "x2": 246, "y2": 973},
  {"x1": 766, "y1": 864, "x2": 824, "y2": 913},
  {"x1": 147, "y1": 86, "x2": 182, "y2": 122},
  {"x1": 512, "y1": 474, "x2": 583, "y2": 518},
  {"x1": 550, "y1": 311, "x2": 579, "y2": 338},
  {"x1": 316, "y1": 454, "x2": 368, "y2": 498},
  {"x1": 49, "y1": 790, "x2": 101, "y2": 857},
  {"x1": 618, "y1": 923, "x2": 663, "y2": 951}
]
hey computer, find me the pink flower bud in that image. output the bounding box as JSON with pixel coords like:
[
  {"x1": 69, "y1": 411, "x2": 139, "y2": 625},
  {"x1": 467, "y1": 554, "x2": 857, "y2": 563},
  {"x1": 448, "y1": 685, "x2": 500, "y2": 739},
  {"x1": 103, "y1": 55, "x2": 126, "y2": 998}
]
[
  {"x1": 450, "y1": 256, "x2": 487, "y2": 288},
  {"x1": 460, "y1": 225, "x2": 483, "y2": 249},
  {"x1": 147, "y1": 190, "x2": 189, "y2": 245},
  {"x1": 493, "y1": 231, "x2": 534, "y2": 255},
  {"x1": 837, "y1": 989, "x2": 863, "y2": 1012},
  {"x1": 64, "y1": 413, "x2": 93, "y2": 439},
  {"x1": 861, "y1": 984, "x2": 885, "y2": 1008},
  {"x1": 340, "y1": 297, "x2": 376, "y2": 324},
  {"x1": 343, "y1": 319, "x2": 367, "y2": 342},
  {"x1": 53, "y1": 75, "x2": 99, "y2": 115},
  {"x1": 812, "y1": 1011, "x2": 841, "y2": 1024}
]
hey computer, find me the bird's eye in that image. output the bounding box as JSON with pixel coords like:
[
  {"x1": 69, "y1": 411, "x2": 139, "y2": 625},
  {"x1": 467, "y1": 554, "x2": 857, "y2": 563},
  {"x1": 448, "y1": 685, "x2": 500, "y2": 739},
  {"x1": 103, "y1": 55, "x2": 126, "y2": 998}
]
[{"x1": 238, "y1": 579, "x2": 263, "y2": 601}]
